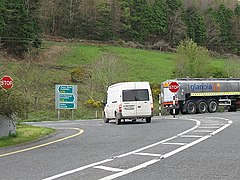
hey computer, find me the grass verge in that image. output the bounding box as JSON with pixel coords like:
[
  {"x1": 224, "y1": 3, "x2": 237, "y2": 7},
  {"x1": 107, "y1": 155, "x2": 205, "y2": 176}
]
[{"x1": 0, "y1": 124, "x2": 55, "y2": 148}]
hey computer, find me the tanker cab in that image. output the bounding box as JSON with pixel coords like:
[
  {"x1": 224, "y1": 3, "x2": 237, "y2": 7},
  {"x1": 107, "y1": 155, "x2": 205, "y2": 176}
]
[{"x1": 161, "y1": 84, "x2": 178, "y2": 107}]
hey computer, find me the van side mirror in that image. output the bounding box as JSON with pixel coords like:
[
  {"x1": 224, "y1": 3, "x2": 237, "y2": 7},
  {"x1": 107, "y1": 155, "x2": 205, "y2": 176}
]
[{"x1": 101, "y1": 100, "x2": 106, "y2": 106}]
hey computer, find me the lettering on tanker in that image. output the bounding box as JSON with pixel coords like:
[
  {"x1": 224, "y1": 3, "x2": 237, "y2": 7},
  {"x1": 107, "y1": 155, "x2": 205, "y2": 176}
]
[{"x1": 190, "y1": 83, "x2": 221, "y2": 92}]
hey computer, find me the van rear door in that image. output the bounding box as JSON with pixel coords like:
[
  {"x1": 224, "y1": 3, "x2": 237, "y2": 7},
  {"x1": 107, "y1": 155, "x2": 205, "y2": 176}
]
[
  {"x1": 135, "y1": 89, "x2": 151, "y2": 116},
  {"x1": 122, "y1": 90, "x2": 137, "y2": 117},
  {"x1": 122, "y1": 89, "x2": 151, "y2": 117}
]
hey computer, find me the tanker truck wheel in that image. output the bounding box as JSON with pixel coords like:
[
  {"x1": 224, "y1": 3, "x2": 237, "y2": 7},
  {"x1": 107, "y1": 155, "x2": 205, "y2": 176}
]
[
  {"x1": 208, "y1": 99, "x2": 218, "y2": 113},
  {"x1": 197, "y1": 100, "x2": 208, "y2": 113},
  {"x1": 186, "y1": 101, "x2": 197, "y2": 114}
]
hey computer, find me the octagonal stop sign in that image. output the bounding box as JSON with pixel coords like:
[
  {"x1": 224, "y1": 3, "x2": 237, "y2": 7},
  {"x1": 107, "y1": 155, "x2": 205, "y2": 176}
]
[
  {"x1": 169, "y1": 81, "x2": 179, "y2": 93},
  {"x1": 1, "y1": 76, "x2": 13, "y2": 89}
]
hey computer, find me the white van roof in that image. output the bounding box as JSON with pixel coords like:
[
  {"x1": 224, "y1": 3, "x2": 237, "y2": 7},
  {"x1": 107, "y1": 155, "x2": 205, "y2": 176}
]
[{"x1": 108, "y1": 82, "x2": 150, "y2": 89}]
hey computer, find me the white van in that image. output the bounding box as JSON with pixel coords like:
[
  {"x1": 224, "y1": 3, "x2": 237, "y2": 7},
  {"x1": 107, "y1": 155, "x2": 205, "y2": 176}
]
[{"x1": 104, "y1": 82, "x2": 153, "y2": 125}]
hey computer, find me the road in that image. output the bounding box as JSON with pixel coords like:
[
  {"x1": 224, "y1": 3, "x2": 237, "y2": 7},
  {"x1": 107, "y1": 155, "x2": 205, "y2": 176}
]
[{"x1": 0, "y1": 112, "x2": 239, "y2": 180}]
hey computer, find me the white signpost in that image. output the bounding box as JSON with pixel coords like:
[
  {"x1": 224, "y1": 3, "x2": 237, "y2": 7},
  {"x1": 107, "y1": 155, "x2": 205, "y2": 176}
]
[
  {"x1": 168, "y1": 82, "x2": 180, "y2": 118},
  {"x1": 55, "y1": 85, "x2": 77, "y2": 120}
]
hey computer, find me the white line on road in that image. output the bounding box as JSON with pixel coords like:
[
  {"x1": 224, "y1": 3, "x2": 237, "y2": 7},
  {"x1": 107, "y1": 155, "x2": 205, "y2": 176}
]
[
  {"x1": 42, "y1": 117, "x2": 232, "y2": 180},
  {"x1": 162, "y1": 142, "x2": 186, "y2": 146},
  {"x1": 42, "y1": 118, "x2": 200, "y2": 180},
  {"x1": 93, "y1": 166, "x2": 124, "y2": 172},
  {"x1": 180, "y1": 135, "x2": 203, "y2": 138},
  {"x1": 42, "y1": 159, "x2": 113, "y2": 180},
  {"x1": 192, "y1": 130, "x2": 213, "y2": 133},
  {"x1": 198, "y1": 126, "x2": 219, "y2": 129},
  {"x1": 99, "y1": 118, "x2": 232, "y2": 180},
  {"x1": 133, "y1": 152, "x2": 162, "y2": 157}
]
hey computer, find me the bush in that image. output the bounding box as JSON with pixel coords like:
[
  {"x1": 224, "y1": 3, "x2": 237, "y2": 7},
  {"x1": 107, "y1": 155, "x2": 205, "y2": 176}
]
[
  {"x1": 0, "y1": 89, "x2": 23, "y2": 118},
  {"x1": 83, "y1": 99, "x2": 102, "y2": 108}
]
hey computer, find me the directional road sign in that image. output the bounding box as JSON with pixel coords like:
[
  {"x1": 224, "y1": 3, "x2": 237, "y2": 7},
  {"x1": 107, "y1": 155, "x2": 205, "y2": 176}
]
[{"x1": 55, "y1": 85, "x2": 77, "y2": 109}]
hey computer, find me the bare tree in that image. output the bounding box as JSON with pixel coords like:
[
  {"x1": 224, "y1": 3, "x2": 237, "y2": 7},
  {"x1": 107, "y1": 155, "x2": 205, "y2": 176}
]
[{"x1": 79, "y1": 52, "x2": 128, "y2": 100}]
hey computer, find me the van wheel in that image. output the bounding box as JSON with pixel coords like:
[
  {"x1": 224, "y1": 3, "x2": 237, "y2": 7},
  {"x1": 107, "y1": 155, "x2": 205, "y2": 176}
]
[
  {"x1": 115, "y1": 113, "x2": 121, "y2": 125},
  {"x1": 103, "y1": 113, "x2": 109, "y2": 123},
  {"x1": 116, "y1": 118, "x2": 121, "y2": 125},
  {"x1": 208, "y1": 100, "x2": 218, "y2": 113},
  {"x1": 197, "y1": 100, "x2": 208, "y2": 113},
  {"x1": 186, "y1": 101, "x2": 197, "y2": 114},
  {"x1": 146, "y1": 117, "x2": 151, "y2": 123}
]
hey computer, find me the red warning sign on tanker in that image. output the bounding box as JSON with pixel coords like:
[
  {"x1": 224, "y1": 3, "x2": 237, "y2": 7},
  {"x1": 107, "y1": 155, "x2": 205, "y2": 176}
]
[{"x1": 169, "y1": 82, "x2": 179, "y2": 93}]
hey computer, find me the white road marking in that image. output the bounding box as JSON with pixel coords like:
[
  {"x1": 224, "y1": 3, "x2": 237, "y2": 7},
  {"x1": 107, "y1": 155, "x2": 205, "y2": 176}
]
[
  {"x1": 192, "y1": 130, "x2": 213, "y2": 132},
  {"x1": 199, "y1": 126, "x2": 219, "y2": 129},
  {"x1": 42, "y1": 159, "x2": 113, "y2": 180},
  {"x1": 42, "y1": 117, "x2": 232, "y2": 180},
  {"x1": 94, "y1": 166, "x2": 124, "y2": 172},
  {"x1": 99, "y1": 117, "x2": 232, "y2": 180},
  {"x1": 201, "y1": 124, "x2": 225, "y2": 126},
  {"x1": 162, "y1": 142, "x2": 186, "y2": 146},
  {"x1": 133, "y1": 152, "x2": 162, "y2": 157},
  {"x1": 99, "y1": 159, "x2": 161, "y2": 180},
  {"x1": 180, "y1": 135, "x2": 203, "y2": 138},
  {"x1": 42, "y1": 118, "x2": 200, "y2": 180}
]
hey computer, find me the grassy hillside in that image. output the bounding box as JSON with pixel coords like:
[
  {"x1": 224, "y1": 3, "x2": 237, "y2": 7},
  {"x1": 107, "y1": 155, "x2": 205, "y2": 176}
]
[{"x1": 0, "y1": 41, "x2": 237, "y2": 121}]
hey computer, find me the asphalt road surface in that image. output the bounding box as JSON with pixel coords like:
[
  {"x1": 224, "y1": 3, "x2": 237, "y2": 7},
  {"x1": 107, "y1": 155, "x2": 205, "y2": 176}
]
[{"x1": 0, "y1": 112, "x2": 239, "y2": 180}]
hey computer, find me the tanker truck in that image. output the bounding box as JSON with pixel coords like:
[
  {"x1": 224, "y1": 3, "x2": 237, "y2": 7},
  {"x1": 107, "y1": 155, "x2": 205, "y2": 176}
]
[{"x1": 161, "y1": 78, "x2": 240, "y2": 115}]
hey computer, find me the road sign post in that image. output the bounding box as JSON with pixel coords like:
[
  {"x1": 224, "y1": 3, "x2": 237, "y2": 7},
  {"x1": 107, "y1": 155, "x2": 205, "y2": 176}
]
[
  {"x1": 1, "y1": 76, "x2": 13, "y2": 89},
  {"x1": 55, "y1": 85, "x2": 78, "y2": 120},
  {"x1": 169, "y1": 82, "x2": 180, "y2": 118}
]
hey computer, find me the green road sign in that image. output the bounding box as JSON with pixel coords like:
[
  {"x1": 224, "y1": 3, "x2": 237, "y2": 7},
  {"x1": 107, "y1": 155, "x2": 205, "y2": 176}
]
[
  {"x1": 58, "y1": 85, "x2": 73, "y2": 93},
  {"x1": 59, "y1": 94, "x2": 75, "y2": 102},
  {"x1": 55, "y1": 85, "x2": 77, "y2": 109},
  {"x1": 59, "y1": 103, "x2": 75, "y2": 109}
]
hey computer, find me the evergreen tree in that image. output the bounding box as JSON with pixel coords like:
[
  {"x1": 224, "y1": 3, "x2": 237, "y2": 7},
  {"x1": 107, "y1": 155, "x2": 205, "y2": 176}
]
[
  {"x1": 0, "y1": 0, "x2": 41, "y2": 58},
  {"x1": 232, "y1": 4, "x2": 240, "y2": 55},
  {"x1": 165, "y1": 0, "x2": 186, "y2": 46},
  {"x1": 129, "y1": 0, "x2": 151, "y2": 41},
  {"x1": 184, "y1": 6, "x2": 206, "y2": 45},
  {"x1": 216, "y1": 4, "x2": 233, "y2": 47},
  {"x1": 94, "y1": 2, "x2": 113, "y2": 40},
  {"x1": 121, "y1": 0, "x2": 168, "y2": 42},
  {"x1": 0, "y1": 0, "x2": 5, "y2": 32}
]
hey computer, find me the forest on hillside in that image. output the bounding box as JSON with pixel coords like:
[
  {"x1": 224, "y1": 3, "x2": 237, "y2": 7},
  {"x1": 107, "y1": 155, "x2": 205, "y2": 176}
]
[{"x1": 1, "y1": 0, "x2": 240, "y2": 58}]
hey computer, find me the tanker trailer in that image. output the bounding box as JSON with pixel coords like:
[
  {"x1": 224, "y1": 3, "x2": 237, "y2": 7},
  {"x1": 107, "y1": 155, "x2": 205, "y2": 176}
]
[{"x1": 161, "y1": 78, "x2": 240, "y2": 115}]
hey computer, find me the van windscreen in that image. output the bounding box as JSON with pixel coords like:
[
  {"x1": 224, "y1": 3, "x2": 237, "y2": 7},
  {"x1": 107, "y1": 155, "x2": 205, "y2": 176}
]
[{"x1": 122, "y1": 89, "x2": 149, "y2": 101}]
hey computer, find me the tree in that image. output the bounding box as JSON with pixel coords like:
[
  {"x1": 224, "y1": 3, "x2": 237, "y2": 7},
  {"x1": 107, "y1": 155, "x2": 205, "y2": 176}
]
[
  {"x1": 165, "y1": 0, "x2": 187, "y2": 46},
  {"x1": 0, "y1": 1, "x2": 6, "y2": 32},
  {"x1": 1, "y1": 0, "x2": 41, "y2": 58},
  {"x1": 204, "y1": 8, "x2": 221, "y2": 52},
  {"x1": 78, "y1": 52, "x2": 128, "y2": 101},
  {"x1": 174, "y1": 38, "x2": 211, "y2": 78},
  {"x1": 214, "y1": 4, "x2": 234, "y2": 52},
  {"x1": 232, "y1": 4, "x2": 240, "y2": 55},
  {"x1": 184, "y1": 6, "x2": 206, "y2": 45},
  {"x1": 127, "y1": 0, "x2": 151, "y2": 42}
]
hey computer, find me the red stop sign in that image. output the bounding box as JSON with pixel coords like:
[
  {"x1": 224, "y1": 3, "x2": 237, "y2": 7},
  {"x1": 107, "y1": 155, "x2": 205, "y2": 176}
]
[
  {"x1": 1, "y1": 76, "x2": 13, "y2": 89},
  {"x1": 169, "y1": 82, "x2": 179, "y2": 93}
]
